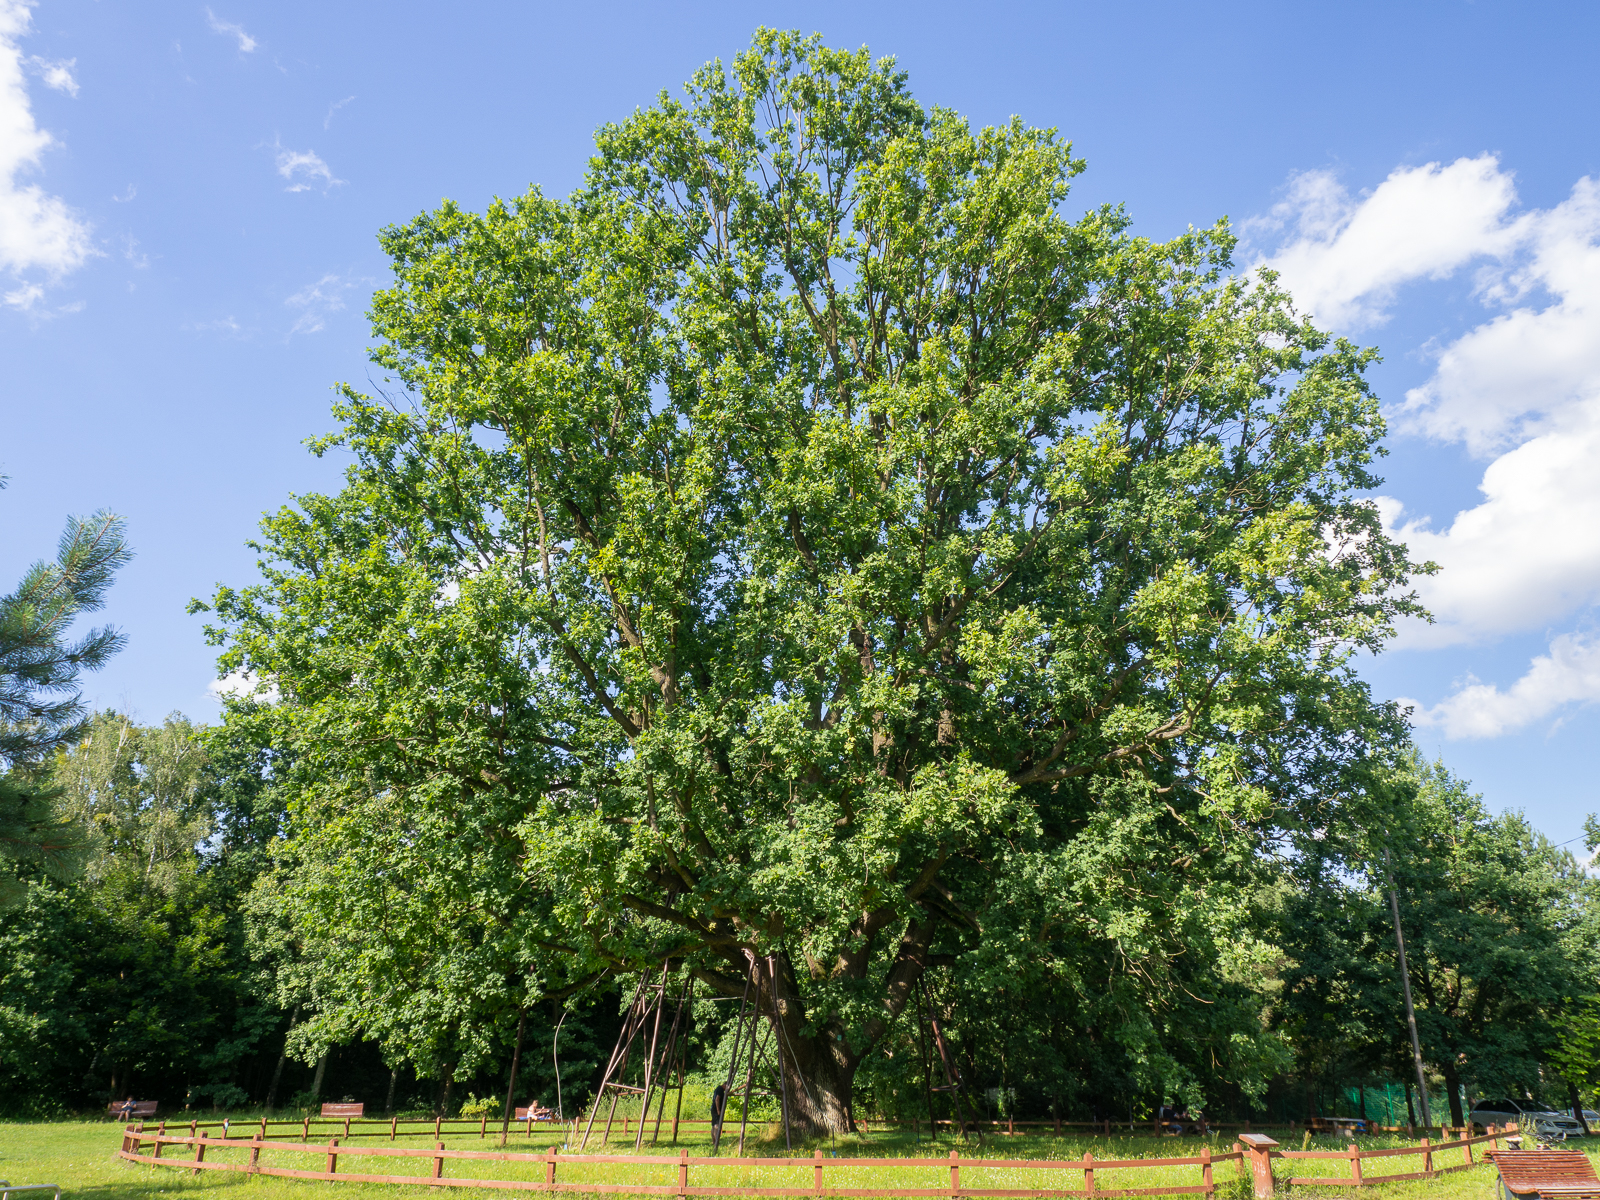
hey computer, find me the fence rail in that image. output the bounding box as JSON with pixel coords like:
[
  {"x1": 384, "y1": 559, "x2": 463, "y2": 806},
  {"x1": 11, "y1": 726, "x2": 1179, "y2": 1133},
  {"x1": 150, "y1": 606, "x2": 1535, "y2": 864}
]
[{"x1": 126, "y1": 1114, "x2": 1488, "y2": 1146}]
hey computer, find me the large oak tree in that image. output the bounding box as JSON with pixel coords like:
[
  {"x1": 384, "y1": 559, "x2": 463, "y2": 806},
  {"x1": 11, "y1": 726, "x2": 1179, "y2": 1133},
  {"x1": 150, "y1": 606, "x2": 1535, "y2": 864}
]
[{"x1": 203, "y1": 31, "x2": 1424, "y2": 1131}]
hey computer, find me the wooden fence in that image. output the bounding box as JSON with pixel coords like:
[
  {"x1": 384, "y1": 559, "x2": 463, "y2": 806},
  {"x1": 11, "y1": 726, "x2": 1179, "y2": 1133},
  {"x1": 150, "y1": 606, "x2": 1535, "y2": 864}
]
[
  {"x1": 116, "y1": 1123, "x2": 1510, "y2": 1197},
  {"x1": 119, "y1": 1128, "x2": 1242, "y2": 1197},
  {"x1": 1278, "y1": 1127, "x2": 1506, "y2": 1187}
]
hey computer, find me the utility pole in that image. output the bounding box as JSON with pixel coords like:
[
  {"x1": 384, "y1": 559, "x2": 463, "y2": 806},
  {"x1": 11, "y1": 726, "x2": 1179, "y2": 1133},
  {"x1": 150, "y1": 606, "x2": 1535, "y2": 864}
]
[{"x1": 1383, "y1": 844, "x2": 1432, "y2": 1128}]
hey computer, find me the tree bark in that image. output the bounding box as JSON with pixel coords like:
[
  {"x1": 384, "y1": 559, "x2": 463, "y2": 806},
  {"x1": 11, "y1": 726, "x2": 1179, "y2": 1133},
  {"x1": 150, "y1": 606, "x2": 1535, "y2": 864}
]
[
  {"x1": 436, "y1": 1065, "x2": 456, "y2": 1118},
  {"x1": 760, "y1": 943, "x2": 929, "y2": 1135},
  {"x1": 264, "y1": 1005, "x2": 301, "y2": 1112},
  {"x1": 1441, "y1": 1061, "x2": 1464, "y2": 1129},
  {"x1": 311, "y1": 1049, "x2": 328, "y2": 1103},
  {"x1": 1570, "y1": 1080, "x2": 1592, "y2": 1136}
]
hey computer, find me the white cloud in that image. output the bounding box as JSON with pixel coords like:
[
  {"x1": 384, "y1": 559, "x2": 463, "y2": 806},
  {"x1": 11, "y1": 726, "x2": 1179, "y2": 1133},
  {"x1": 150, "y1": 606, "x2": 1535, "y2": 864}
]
[
  {"x1": 1403, "y1": 633, "x2": 1600, "y2": 739},
  {"x1": 1259, "y1": 156, "x2": 1600, "y2": 737},
  {"x1": 1398, "y1": 178, "x2": 1600, "y2": 455},
  {"x1": 323, "y1": 95, "x2": 354, "y2": 130},
  {"x1": 28, "y1": 54, "x2": 76, "y2": 96},
  {"x1": 274, "y1": 144, "x2": 340, "y2": 192},
  {"x1": 1379, "y1": 403, "x2": 1600, "y2": 648},
  {"x1": 285, "y1": 272, "x2": 353, "y2": 334},
  {"x1": 0, "y1": 0, "x2": 95, "y2": 292},
  {"x1": 184, "y1": 314, "x2": 246, "y2": 336},
  {"x1": 1263, "y1": 158, "x2": 1600, "y2": 641},
  {"x1": 3, "y1": 278, "x2": 41, "y2": 308},
  {"x1": 204, "y1": 8, "x2": 256, "y2": 53},
  {"x1": 209, "y1": 669, "x2": 279, "y2": 705},
  {"x1": 1259, "y1": 156, "x2": 1522, "y2": 330}
]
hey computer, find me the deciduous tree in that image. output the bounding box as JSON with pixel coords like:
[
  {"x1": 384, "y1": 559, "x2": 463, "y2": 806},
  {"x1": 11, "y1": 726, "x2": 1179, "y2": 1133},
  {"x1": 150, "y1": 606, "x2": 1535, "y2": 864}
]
[{"x1": 203, "y1": 30, "x2": 1424, "y2": 1130}]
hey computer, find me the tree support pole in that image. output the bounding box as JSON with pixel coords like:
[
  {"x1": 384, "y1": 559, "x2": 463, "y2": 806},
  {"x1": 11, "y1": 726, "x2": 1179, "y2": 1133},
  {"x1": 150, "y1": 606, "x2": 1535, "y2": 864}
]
[
  {"x1": 499, "y1": 1008, "x2": 526, "y2": 1148},
  {"x1": 1384, "y1": 844, "x2": 1432, "y2": 1129}
]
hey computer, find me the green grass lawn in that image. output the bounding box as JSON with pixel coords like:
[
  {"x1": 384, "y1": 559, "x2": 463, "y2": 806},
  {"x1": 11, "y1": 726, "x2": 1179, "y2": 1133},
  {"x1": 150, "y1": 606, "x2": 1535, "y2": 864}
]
[{"x1": 3, "y1": 1118, "x2": 1586, "y2": 1200}]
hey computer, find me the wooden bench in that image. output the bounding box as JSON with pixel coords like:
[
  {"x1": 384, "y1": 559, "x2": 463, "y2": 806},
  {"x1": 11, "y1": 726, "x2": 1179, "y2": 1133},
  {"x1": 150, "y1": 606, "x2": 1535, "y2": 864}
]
[
  {"x1": 1488, "y1": 1150, "x2": 1600, "y2": 1200},
  {"x1": 106, "y1": 1101, "x2": 158, "y2": 1121},
  {"x1": 319, "y1": 1103, "x2": 364, "y2": 1118},
  {"x1": 515, "y1": 1105, "x2": 554, "y2": 1122}
]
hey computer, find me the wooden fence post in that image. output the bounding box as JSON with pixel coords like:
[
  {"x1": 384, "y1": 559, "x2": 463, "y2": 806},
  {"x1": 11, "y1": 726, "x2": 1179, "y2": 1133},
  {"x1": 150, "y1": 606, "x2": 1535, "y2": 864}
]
[
  {"x1": 434, "y1": 1115, "x2": 442, "y2": 1139},
  {"x1": 153, "y1": 1135, "x2": 164, "y2": 1161},
  {"x1": 1240, "y1": 1133, "x2": 1279, "y2": 1200},
  {"x1": 192, "y1": 1137, "x2": 206, "y2": 1175},
  {"x1": 249, "y1": 1137, "x2": 262, "y2": 1174},
  {"x1": 1464, "y1": 1130, "x2": 1474, "y2": 1167},
  {"x1": 326, "y1": 1136, "x2": 339, "y2": 1176},
  {"x1": 391, "y1": 1115, "x2": 397, "y2": 1140},
  {"x1": 1422, "y1": 1136, "x2": 1433, "y2": 1177},
  {"x1": 1083, "y1": 1149, "x2": 1096, "y2": 1193},
  {"x1": 1349, "y1": 1143, "x2": 1362, "y2": 1187},
  {"x1": 480, "y1": 1114, "x2": 487, "y2": 1139},
  {"x1": 1104, "y1": 1118, "x2": 1111, "y2": 1137},
  {"x1": 259, "y1": 1116, "x2": 267, "y2": 1140},
  {"x1": 814, "y1": 1149, "x2": 824, "y2": 1196},
  {"x1": 344, "y1": 1116, "x2": 351, "y2": 1139},
  {"x1": 545, "y1": 1151, "x2": 556, "y2": 1190},
  {"x1": 432, "y1": 1140, "x2": 444, "y2": 1180},
  {"x1": 950, "y1": 1150, "x2": 961, "y2": 1198},
  {"x1": 679, "y1": 1149, "x2": 690, "y2": 1198},
  {"x1": 302, "y1": 1117, "x2": 310, "y2": 1142},
  {"x1": 1202, "y1": 1146, "x2": 1213, "y2": 1195},
  {"x1": 1234, "y1": 1142, "x2": 1247, "y2": 1182}
]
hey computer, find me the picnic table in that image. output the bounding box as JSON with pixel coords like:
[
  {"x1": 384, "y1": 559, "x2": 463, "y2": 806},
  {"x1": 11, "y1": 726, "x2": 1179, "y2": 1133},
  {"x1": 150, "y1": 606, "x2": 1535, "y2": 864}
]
[{"x1": 1488, "y1": 1150, "x2": 1600, "y2": 1200}]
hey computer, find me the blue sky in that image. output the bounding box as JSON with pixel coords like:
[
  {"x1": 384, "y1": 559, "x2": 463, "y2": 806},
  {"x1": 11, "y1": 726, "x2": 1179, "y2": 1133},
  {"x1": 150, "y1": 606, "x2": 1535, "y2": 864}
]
[{"x1": 2, "y1": 0, "x2": 1596, "y2": 847}]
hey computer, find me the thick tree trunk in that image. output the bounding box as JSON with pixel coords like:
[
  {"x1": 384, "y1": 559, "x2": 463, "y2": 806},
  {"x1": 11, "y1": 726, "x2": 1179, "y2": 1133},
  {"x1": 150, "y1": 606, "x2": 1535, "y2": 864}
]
[
  {"x1": 692, "y1": 917, "x2": 933, "y2": 1136},
  {"x1": 758, "y1": 943, "x2": 929, "y2": 1136},
  {"x1": 265, "y1": 1005, "x2": 300, "y2": 1112},
  {"x1": 1441, "y1": 1062, "x2": 1464, "y2": 1129},
  {"x1": 778, "y1": 1029, "x2": 857, "y2": 1134},
  {"x1": 310, "y1": 1049, "x2": 329, "y2": 1102},
  {"x1": 1570, "y1": 1081, "x2": 1591, "y2": 1136}
]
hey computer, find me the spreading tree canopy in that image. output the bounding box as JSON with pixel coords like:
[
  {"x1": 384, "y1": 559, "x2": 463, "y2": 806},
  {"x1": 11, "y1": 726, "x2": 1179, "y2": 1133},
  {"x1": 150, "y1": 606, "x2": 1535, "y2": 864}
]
[{"x1": 203, "y1": 31, "x2": 1425, "y2": 1129}]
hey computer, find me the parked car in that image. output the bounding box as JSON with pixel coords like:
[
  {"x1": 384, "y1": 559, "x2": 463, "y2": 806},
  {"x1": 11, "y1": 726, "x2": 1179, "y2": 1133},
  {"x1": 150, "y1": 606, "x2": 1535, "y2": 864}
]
[{"x1": 1470, "y1": 1098, "x2": 1585, "y2": 1137}]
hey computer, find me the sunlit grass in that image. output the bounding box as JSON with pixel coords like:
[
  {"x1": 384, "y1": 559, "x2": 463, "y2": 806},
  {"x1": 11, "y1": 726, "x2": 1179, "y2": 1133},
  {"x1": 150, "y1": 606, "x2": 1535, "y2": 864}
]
[{"x1": 5, "y1": 1118, "x2": 1592, "y2": 1200}]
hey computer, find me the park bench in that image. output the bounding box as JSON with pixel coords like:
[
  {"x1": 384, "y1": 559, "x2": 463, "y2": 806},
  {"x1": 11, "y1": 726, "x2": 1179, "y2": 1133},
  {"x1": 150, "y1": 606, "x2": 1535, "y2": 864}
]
[
  {"x1": 1, "y1": 1181, "x2": 63, "y2": 1200},
  {"x1": 515, "y1": 1105, "x2": 555, "y2": 1122},
  {"x1": 1488, "y1": 1150, "x2": 1600, "y2": 1200},
  {"x1": 106, "y1": 1101, "x2": 158, "y2": 1120},
  {"x1": 1307, "y1": 1116, "x2": 1368, "y2": 1135},
  {"x1": 319, "y1": 1102, "x2": 364, "y2": 1118}
]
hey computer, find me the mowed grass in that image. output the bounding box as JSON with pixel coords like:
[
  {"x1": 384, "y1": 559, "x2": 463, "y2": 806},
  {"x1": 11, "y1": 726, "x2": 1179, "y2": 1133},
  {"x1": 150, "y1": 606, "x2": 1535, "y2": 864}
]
[{"x1": 1, "y1": 1118, "x2": 1579, "y2": 1200}]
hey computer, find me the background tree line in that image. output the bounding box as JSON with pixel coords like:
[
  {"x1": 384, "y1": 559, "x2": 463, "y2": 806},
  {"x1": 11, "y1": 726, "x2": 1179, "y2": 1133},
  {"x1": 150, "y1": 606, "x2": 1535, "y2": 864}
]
[{"x1": 2, "y1": 708, "x2": 1596, "y2": 1121}]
